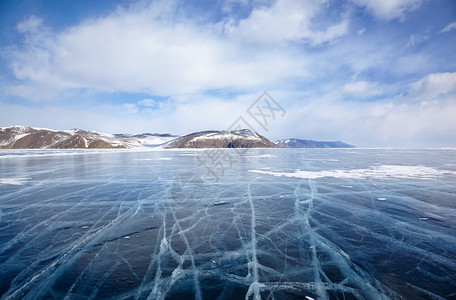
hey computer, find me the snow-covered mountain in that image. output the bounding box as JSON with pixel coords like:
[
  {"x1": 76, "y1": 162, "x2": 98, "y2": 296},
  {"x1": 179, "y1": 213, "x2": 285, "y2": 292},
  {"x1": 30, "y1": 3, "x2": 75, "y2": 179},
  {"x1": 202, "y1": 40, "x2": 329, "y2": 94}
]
[
  {"x1": 275, "y1": 138, "x2": 355, "y2": 148},
  {"x1": 163, "y1": 129, "x2": 276, "y2": 148},
  {"x1": 1, "y1": 126, "x2": 355, "y2": 149},
  {"x1": 0, "y1": 126, "x2": 177, "y2": 149},
  {"x1": 113, "y1": 133, "x2": 178, "y2": 147}
]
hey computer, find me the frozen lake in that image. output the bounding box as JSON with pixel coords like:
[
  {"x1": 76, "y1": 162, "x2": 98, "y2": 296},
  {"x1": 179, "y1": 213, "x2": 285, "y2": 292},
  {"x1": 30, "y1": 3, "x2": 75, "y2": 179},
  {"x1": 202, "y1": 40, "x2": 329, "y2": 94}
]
[{"x1": 0, "y1": 149, "x2": 455, "y2": 299}]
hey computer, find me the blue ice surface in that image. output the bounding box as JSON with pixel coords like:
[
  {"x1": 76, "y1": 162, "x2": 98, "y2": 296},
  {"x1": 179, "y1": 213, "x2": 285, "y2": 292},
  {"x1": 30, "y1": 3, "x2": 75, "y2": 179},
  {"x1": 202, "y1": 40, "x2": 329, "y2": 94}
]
[{"x1": 0, "y1": 148, "x2": 455, "y2": 299}]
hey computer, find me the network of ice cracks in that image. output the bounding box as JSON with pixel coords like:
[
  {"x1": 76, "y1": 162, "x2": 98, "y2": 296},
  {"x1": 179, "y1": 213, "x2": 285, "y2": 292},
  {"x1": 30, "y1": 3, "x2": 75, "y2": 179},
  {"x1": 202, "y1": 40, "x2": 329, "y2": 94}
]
[{"x1": 0, "y1": 149, "x2": 455, "y2": 299}]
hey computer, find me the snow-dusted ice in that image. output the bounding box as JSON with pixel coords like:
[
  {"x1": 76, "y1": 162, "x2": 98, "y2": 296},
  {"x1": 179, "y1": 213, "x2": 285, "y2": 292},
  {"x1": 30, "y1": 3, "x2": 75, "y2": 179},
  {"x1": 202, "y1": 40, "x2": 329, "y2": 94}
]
[{"x1": 0, "y1": 149, "x2": 455, "y2": 299}]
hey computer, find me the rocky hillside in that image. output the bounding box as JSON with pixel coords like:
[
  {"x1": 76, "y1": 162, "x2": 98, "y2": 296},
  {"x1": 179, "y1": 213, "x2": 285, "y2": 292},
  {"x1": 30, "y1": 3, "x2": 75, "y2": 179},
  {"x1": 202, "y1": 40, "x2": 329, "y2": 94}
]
[
  {"x1": 163, "y1": 129, "x2": 276, "y2": 149},
  {"x1": 0, "y1": 126, "x2": 176, "y2": 149},
  {"x1": 275, "y1": 138, "x2": 355, "y2": 148}
]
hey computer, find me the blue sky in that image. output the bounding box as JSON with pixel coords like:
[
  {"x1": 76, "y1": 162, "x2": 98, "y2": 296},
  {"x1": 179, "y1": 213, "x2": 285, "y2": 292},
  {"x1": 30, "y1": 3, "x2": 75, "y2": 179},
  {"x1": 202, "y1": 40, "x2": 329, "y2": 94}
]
[{"x1": 1, "y1": 0, "x2": 456, "y2": 147}]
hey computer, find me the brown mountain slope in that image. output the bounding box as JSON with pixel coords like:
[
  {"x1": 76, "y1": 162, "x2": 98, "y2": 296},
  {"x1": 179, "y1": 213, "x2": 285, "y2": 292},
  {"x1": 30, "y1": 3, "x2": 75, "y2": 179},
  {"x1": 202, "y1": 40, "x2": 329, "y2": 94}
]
[{"x1": 0, "y1": 126, "x2": 126, "y2": 149}]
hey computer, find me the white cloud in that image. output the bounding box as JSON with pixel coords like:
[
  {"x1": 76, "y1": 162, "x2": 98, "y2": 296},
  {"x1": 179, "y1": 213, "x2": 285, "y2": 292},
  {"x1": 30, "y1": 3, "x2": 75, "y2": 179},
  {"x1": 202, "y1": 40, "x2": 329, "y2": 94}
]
[
  {"x1": 349, "y1": 0, "x2": 424, "y2": 21},
  {"x1": 121, "y1": 103, "x2": 139, "y2": 114},
  {"x1": 3, "y1": 84, "x2": 58, "y2": 102},
  {"x1": 225, "y1": 0, "x2": 349, "y2": 45},
  {"x1": 441, "y1": 21, "x2": 456, "y2": 33},
  {"x1": 137, "y1": 99, "x2": 156, "y2": 107},
  {"x1": 17, "y1": 15, "x2": 43, "y2": 33},
  {"x1": 341, "y1": 81, "x2": 383, "y2": 98},
  {"x1": 4, "y1": 0, "x2": 311, "y2": 101},
  {"x1": 407, "y1": 28, "x2": 430, "y2": 47},
  {"x1": 407, "y1": 72, "x2": 456, "y2": 100}
]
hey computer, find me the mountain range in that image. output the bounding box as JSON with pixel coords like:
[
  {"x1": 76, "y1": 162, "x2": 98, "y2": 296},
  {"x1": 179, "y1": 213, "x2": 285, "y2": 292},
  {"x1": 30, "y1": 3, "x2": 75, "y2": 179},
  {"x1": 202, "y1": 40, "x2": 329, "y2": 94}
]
[{"x1": 0, "y1": 126, "x2": 355, "y2": 149}]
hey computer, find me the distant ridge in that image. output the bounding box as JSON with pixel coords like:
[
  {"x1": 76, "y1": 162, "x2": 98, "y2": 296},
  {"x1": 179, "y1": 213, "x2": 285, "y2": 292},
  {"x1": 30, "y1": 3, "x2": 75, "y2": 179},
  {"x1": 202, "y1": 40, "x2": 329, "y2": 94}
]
[{"x1": 275, "y1": 138, "x2": 355, "y2": 148}]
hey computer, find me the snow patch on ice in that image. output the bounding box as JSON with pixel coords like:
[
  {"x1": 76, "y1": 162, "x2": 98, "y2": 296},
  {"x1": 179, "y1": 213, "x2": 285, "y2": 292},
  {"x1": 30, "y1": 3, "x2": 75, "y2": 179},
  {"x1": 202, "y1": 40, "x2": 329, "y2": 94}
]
[
  {"x1": 249, "y1": 154, "x2": 278, "y2": 158},
  {"x1": 302, "y1": 158, "x2": 339, "y2": 162},
  {"x1": 0, "y1": 177, "x2": 31, "y2": 185},
  {"x1": 249, "y1": 165, "x2": 456, "y2": 180}
]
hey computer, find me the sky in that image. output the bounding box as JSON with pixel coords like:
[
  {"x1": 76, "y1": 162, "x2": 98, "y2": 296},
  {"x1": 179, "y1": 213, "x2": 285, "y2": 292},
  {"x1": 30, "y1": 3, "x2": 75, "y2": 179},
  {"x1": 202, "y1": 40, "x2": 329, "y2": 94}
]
[{"x1": 0, "y1": 0, "x2": 456, "y2": 147}]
